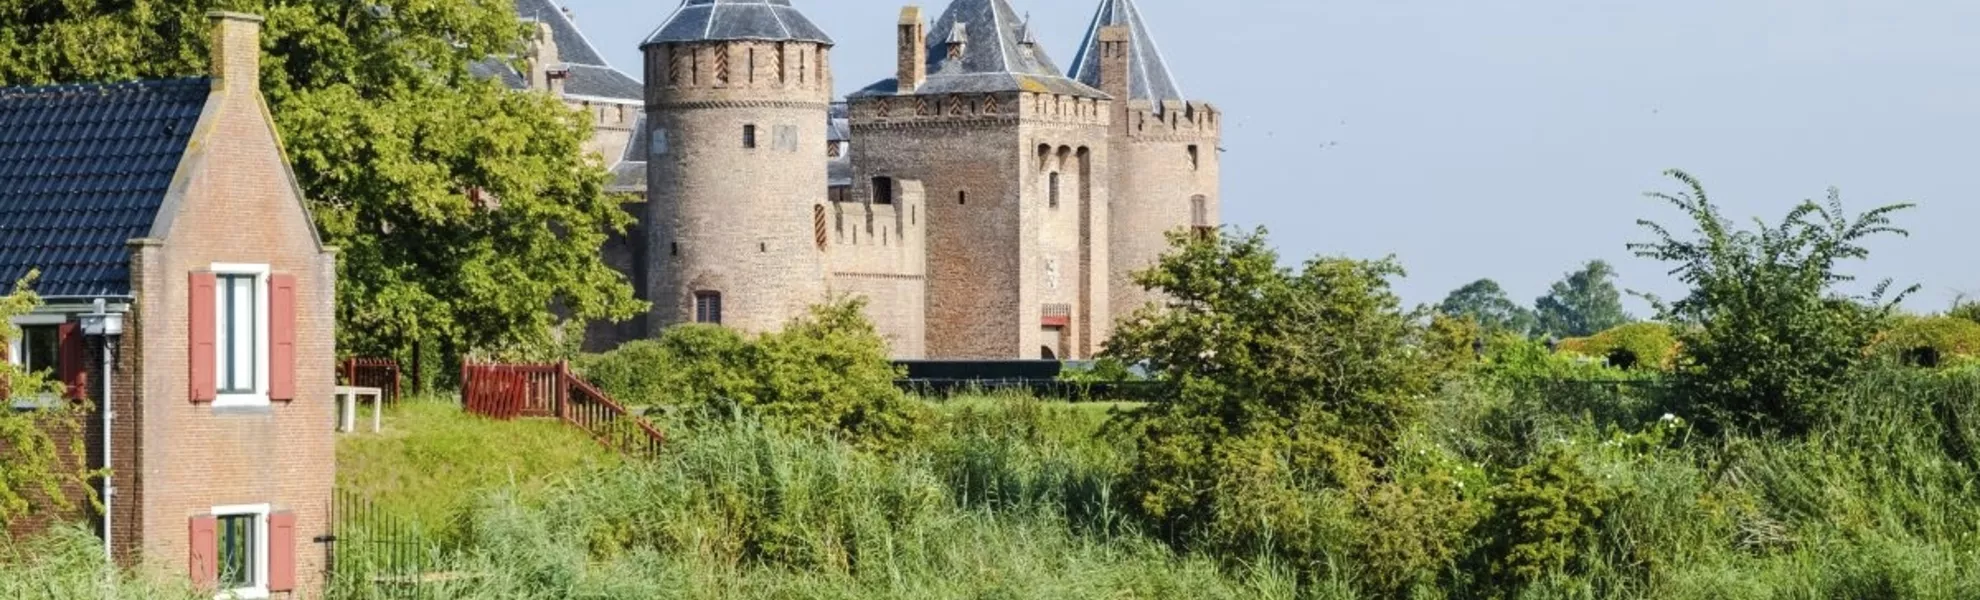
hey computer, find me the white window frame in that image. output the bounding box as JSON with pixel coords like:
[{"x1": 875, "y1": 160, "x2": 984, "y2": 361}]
[
  {"x1": 210, "y1": 503, "x2": 271, "y2": 600},
  {"x1": 211, "y1": 263, "x2": 270, "y2": 408},
  {"x1": 7, "y1": 314, "x2": 68, "y2": 410}
]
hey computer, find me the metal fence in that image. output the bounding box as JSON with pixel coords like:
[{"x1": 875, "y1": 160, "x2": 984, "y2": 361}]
[{"x1": 327, "y1": 491, "x2": 450, "y2": 600}]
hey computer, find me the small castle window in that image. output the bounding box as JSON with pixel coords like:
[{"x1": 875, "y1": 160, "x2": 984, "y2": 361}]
[
  {"x1": 1192, "y1": 195, "x2": 1211, "y2": 236},
  {"x1": 671, "y1": 242, "x2": 679, "y2": 256},
  {"x1": 694, "y1": 292, "x2": 723, "y2": 325},
  {"x1": 957, "y1": 191, "x2": 966, "y2": 206},
  {"x1": 743, "y1": 125, "x2": 757, "y2": 149},
  {"x1": 873, "y1": 177, "x2": 895, "y2": 205},
  {"x1": 1188, "y1": 145, "x2": 1200, "y2": 171},
  {"x1": 1048, "y1": 173, "x2": 1061, "y2": 208}
]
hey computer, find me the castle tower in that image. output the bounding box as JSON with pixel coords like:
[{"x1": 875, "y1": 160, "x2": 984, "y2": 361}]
[
  {"x1": 849, "y1": 0, "x2": 1114, "y2": 360},
  {"x1": 1069, "y1": 0, "x2": 1221, "y2": 325},
  {"x1": 641, "y1": 0, "x2": 835, "y2": 334}
]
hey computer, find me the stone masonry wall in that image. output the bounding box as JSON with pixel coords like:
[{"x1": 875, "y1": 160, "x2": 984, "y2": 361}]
[
  {"x1": 1109, "y1": 100, "x2": 1221, "y2": 324},
  {"x1": 826, "y1": 180, "x2": 927, "y2": 358},
  {"x1": 645, "y1": 40, "x2": 833, "y2": 335}
]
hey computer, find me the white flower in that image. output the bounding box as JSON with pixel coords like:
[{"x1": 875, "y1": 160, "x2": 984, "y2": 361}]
[
  {"x1": 1198, "y1": 349, "x2": 1218, "y2": 360},
  {"x1": 1661, "y1": 413, "x2": 1678, "y2": 422}
]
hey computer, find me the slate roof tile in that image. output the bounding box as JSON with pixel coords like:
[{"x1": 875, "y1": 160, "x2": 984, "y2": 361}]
[
  {"x1": 1068, "y1": 0, "x2": 1187, "y2": 107},
  {"x1": 645, "y1": 0, "x2": 833, "y2": 45},
  {"x1": 0, "y1": 78, "x2": 209, "y2": 298},
  {"x1": 851, "y1": 0, "x2": 1106, "y2": 100}
]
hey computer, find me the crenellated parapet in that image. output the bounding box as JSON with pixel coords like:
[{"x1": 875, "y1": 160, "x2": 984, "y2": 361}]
[
  {"x1": 1121, "y1": 100, "x2": 1220, "y2": 141},
  {"x1": 644, "y1": 40, "x2": 833, "y2": 107}
]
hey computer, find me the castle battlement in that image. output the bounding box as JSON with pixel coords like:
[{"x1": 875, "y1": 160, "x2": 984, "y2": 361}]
[{"x1": 1122, "y1": 100, "x2": 1220, "y2": 140}]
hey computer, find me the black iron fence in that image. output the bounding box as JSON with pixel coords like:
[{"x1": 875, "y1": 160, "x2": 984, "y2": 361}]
[
  {"x1": 893, "y1": 360, "x2": 1163, "y2": 402},
  {"x1": 327, "y1": 491, "x2": 451, "y2": 599}
]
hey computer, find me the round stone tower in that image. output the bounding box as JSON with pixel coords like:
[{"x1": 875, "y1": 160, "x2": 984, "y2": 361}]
[{"x1": 642, "y1": 0, "x2": 835, "y2": 334}]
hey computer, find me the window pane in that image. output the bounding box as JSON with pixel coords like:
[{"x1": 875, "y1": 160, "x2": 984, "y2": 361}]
[
  {"x1": 20, "y1": 325, "x2": 58, "y2": 373},
  {"x1": 218, "y1": 514, "x2": 257, "y2": 588},
  {"x1": 221, "y1": 275, "x2": 257, "y2": 393}
]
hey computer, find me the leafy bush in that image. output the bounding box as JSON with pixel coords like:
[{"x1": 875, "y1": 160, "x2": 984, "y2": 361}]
[
  {"x1": 1105, "y1": 228, "x2": 1456, "y2": 592},
  {"x1": 575, "y1": 298, "x2": 928, "y2": 451},
  {"x1": 1473, "y1": 448, "x2": 1617, "y2": 594},
  {"x1": 1869, "y1": 316, "x2": 1980, "y2": 367},
  {"x1": 1631, "y1": 170, "x2": 1915, "y2": 435},
  {"x1": 1556, "y1": 322, "x2": 1680, "y2": 371}
]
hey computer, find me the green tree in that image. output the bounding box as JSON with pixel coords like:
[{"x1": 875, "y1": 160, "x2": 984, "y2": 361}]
[
  {"x1": 1630, "y1": 169, "x2": 1914, "y2": 434},
  {"x1": 1440, "y1": 278, "x2": 1536, "y2": 335},
  {"x1": 0, "y1": 275, "x2": 97, "y2": 525},
  {"x1": 0, "y1": 0, "x2": 644, "y2": 366},
  {"x1": 1533, "y1": 260, "x2": 1630, "y2": 338},
  {"x1": 1106, "y1": 229, "x2": 1469, "y2": 591}
]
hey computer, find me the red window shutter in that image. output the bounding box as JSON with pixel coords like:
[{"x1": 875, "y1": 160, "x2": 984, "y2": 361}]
[
  {"x1": 188, "y1": 515, "x2": 218, "y2": 590},
  {"x1": 267, "y1": 511, "x2": 297, "y2": 592},
  {"x1": 58, "y1": 322, "x2": 87, "y2": 400},
  {"x1": 189, "y1": 273, "x2": 217, "y2": 402},
  {"x1": 269, "y1": 274, "x2": 298, "y2": 401}
]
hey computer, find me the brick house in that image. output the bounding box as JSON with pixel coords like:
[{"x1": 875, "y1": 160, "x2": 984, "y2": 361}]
[{"x1": 0, "y1": 11, "x2": 337, "y2": 599}]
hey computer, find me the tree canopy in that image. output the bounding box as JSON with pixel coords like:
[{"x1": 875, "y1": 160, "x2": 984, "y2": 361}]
[
  {"x1": 0, "y1": 0, "x2": 644, "y2": 363},
  {"x1": 1533, "y1": 260, "x2": 1630, "y2": 338},
  {"x1": 1632, "y1": 169, "x2": 1914, "y2": 434},
  {"x1": 1440, "y1": 278, "x2": 1536, "y2": 336}
]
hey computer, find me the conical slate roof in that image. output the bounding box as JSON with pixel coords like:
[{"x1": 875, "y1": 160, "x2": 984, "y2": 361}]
[
  {"x1": 645, "y1": 0, "x2": 833, "y2": 46},
  {"x1": 1067, "y1": 0, "x2": 1186, "y2": 106},
  {"x1": 852, "y1": 0, "x2": 1103, "y2": 98}
]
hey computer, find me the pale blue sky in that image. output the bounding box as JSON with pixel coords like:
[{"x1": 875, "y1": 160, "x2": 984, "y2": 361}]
[{"x1": 558, "y1": 0, "x2": 1979, "y2": 313}]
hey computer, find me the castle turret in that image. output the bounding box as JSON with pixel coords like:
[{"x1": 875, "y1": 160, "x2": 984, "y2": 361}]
[
  {"x1": 1069, "y1": 0, "x2": 1221, "y2": 326},
  {"x1": 642, "y1": 0, "x2": 835, "y2": 334}
]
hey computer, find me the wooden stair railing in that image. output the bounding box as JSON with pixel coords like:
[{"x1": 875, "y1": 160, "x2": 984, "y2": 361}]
[{"x1": 461, "y1": 361, "x2": 666, "y2": 457}]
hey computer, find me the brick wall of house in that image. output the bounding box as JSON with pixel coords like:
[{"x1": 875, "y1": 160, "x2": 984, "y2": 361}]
[
  {"x1": 644, "y1": 40, "x2": 834, "y2": 336},
  {"x1": 127, "y1": 13, "x2": 338, "y2": 598}
]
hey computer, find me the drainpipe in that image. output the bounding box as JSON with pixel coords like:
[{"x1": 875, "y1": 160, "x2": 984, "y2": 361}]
[{"x1": 81, "y1": 299, "x2": 125, "y2": 562}]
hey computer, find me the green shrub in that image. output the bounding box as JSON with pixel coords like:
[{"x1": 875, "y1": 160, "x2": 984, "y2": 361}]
[
  {"x1": 1631, "y1": 170, "x2": 1914, "y2": 435},
  {"x1": 1869, "y1": 316, "x2": 1980, "y2": 367},
  {"x1": 1557, "y1": 323, "x2": 1679, "y2": 371},
  {"x1": 575, "y1": 298, "x2": 928, "y2": 451},
  {"x1": 1474, "y1": 448, "x2": 1617, "y2": 595}
]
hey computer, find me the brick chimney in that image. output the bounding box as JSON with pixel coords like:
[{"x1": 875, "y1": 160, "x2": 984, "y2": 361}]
[
  {"x1": 897, "y1": 6, "x2": 927, "y2": 93},
  {"x1": 1097, "y1": 25, "x2": 1130, "y2": 102},
  {"x1": 208, "y1": 11, "x2": 265, "y2": 93}
]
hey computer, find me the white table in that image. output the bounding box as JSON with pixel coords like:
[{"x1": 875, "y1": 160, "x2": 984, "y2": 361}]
[{"x1": 336, "y1": 386, "x2": 385, "y2": 433}]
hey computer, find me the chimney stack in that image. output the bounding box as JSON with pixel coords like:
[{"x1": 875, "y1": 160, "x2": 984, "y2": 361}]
[
  {"x1": 1097, "y1": 25, "x2": 1131, "y2": 102},
  {"x1": 207, "y1": 11, "x2": 265, "y2": 92},
  {"x1": 897, "y1": 6, "x2": 927, "y2": 93}
]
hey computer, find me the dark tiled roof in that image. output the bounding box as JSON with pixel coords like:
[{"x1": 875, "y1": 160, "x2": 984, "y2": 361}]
[
  {"x1": 0, "y1": 78, "x2": 209, "y2": 298},
  {"x1": 646, "y1": 0, "x2": 833, "y2": 46},
  {"x1": 1068, "y1": 0, "x2": 1187, "y2": 107},
  {"x1": 516, "y1": 0, "x2": 611, "y2": 67},
  {"x1": 608, "y1": 115, "x2": 649, "y2": 193},
  {"x1": 852, "y1": 0, "x2": 1105, "y2": 99},
  {"x1": 566, "y1": 65, "x2": 642, "y2": 101},
  {"x1": 480, "y1": 0, "x2": 644, "y2": 102}
]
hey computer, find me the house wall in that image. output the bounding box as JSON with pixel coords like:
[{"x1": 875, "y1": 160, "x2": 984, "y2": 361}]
[{"x1": 128, "y1": 14, "x2": 338, "y2": 598}]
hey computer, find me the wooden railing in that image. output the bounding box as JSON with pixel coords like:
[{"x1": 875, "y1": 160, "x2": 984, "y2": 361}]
[
  {"x1": 460, "y1": 361, "x2": 666, "y2": 457},
  {"x1": 340, "y1": 358, "x2": 403, "y2": 404},
  {"x1": 561, "y1": 375, "x2": 667, "y2": 459}
]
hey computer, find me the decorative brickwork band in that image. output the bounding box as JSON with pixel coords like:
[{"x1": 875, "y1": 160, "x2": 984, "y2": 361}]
[{"x1": 649, "y1": 99, "x2": 830, "y2": 111}]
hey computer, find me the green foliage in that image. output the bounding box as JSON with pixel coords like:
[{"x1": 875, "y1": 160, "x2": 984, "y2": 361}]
[
  {"x1": 577, "y1": 299, "x2": 929, "y2": 452},
  {"x1": 1475, "y1": 448, "x2": 1617, "y2": 593},
  {"x1": 335, "y1": 397, "x2": 622, "y2": 541},
  {"x1": 1534, "y1": 260, "x2": 1632, "y2": 338},
  {"x1": 1441, "y1": 278, "x2": 1537, "y2": 336},
  {"x1": 0, "y1": 0, "x2": 644, "y2": 365},
  {"x1": 1558, "y1": 322, "x2": 1681, "y2": 371},
  {"x1": 0, "y1": 274, "x2": 97, "y2": 526},
  {"x1": 1948, "y1": 300, "x2": 1980, "y2": 325},
  {"x1": 1631, "y1": 169, "x2": 1915, "y2": 435},
  {"x1": 1870, "y1": 316, "x2": 1980, "y2": 367},
  {"x1": 1105, "y1": 228, "x2": 1458, "y2": 592},
  {"x1": 0, "y1": 526, "x2": 199, "y2": 598}
]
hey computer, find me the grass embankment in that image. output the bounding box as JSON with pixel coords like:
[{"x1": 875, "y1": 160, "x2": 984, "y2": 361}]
[{"x1": 336, "y1": 397, "x2": 621, "y2": 533}]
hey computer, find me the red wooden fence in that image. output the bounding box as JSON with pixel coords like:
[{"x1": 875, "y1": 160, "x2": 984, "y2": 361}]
[
  {"x1": 340, "y1": 358, "x2": 403, "y2": 404},
  {"x1": 460, "y1": 361, "x2": 666, "y2": 457}
]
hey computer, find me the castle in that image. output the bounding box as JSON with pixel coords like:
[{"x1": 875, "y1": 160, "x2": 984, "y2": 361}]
[{"x1": 499, "y1": 0, "x2": 1221, "y2": 359}]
